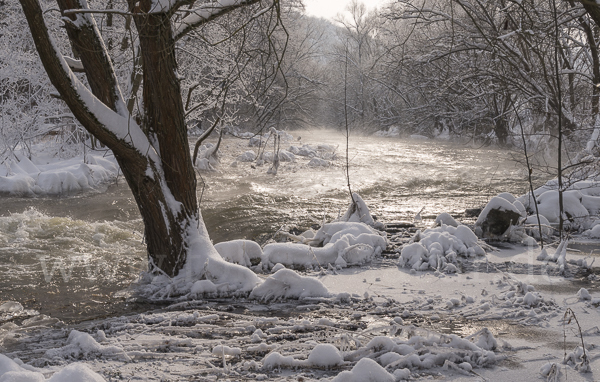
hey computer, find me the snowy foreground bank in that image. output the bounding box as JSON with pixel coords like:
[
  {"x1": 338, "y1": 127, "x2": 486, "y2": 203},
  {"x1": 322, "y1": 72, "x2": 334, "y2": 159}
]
[{"x1": 1, "y1": 191, "x2": 600, "y2": 381}]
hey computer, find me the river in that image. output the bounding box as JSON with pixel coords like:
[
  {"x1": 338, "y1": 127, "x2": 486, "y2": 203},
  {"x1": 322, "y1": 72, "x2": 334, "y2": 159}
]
[{"x1": 0, "y1": 130, "x2": 536, "y2": 323}]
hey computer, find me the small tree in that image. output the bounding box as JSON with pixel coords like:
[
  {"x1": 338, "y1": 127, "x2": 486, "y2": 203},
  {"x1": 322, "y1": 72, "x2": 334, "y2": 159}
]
[{"x1": 19, "y1": 0, "x2": 282, "y2": 282}]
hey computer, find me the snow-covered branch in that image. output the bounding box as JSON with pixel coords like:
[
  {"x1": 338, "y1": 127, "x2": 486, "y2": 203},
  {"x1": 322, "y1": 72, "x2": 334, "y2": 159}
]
[
  {"x1": 19, "y1": 0, "x2": 151, "y2": 158},
  {"x1": 173, "y1": 0, "x2": 263, "y2": 41}
]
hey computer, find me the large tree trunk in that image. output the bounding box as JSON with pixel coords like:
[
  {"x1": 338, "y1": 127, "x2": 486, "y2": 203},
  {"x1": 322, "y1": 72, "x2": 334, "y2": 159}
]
[
  {"x1": 19, "y1": 0, "x2": 263, "y2": 281},
  {"x1": 20, "y1": 0, "x2": 196, "y2": 277},
  {"x1": 130, "y1": 6, "x2": 199, "y2": 276}
]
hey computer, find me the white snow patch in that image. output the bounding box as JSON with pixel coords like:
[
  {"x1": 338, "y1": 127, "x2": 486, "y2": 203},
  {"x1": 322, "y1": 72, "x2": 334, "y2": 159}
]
[
  {"x1": 330, "y1": 357, "x2": 394, "y2": 382},
  {"x1": 249, "y1": 269, "x2": 329, "y2": 301},
  {"x1": 214, "y1": 239, "x2": 262, "y2": 267},
  {"x1": 0, "y1": 152, "x2": 118, "y2": 196}
]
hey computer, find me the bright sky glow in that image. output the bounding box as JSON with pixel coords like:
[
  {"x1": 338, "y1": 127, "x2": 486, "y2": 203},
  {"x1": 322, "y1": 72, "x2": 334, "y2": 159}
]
[{"x1": 303, "y1": 0, "x2": 387, "y2": 21}]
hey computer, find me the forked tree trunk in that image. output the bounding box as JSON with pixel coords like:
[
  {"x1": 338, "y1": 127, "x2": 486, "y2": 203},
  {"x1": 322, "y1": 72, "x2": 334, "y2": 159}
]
[
  {"x1": 20, "y1": 0, "x2": 262, "y2": 278},
  {"x1": 20, "y1": 0, "x2": 197, "y2": 277}
]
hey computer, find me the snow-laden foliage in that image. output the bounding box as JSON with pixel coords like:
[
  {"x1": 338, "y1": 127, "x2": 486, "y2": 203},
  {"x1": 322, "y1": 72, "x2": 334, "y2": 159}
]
[{"x1": 399, "y1": 224, "x2": 485, "y2": 273}]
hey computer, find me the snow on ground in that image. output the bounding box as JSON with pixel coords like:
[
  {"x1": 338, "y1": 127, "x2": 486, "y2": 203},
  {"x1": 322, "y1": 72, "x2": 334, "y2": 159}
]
[
  {"x1": 2, "y1": 240, "x2": 599, "y2": 381},
  {"x1": 518, "y1": 180, "x2": 600, "y2": 231},
  {"x1": 0, "y1": 147, "x2": 118, "y2": 196},
  {"x1": 2, "y1": 197, "x2": 600, "y2": 381}
]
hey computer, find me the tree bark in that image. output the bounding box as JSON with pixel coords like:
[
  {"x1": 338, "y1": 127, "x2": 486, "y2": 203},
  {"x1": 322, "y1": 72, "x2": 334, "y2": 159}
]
[{"x1": 131, "y1": 4, "x2": 199, "y2": 276}]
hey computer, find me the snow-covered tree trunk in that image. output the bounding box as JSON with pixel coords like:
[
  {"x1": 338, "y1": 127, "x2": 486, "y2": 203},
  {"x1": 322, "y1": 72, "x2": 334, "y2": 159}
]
[{"x1": 19, "y1": 0, "x2": 261, "y2": 278}]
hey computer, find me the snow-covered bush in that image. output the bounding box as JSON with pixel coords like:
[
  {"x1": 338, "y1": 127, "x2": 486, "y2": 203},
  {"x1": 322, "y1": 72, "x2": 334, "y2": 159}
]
[{"x1": 399, "y1": 224, "x2": 485, "y2": 272}]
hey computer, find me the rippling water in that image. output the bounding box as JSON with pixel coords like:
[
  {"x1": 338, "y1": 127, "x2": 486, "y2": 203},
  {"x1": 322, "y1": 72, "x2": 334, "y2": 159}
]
[{"x1": 0, "y1": 130, "x2": 538, "y2": 322}]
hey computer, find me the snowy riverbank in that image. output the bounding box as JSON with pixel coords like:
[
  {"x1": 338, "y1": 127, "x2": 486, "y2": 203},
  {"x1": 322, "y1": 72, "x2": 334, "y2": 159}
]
[
  {"x1": 1, "y1": 196, "x2": 600, "y2": 381},
  {"x1": 1, "y1": 241, "x2": 599, "y2": 381},
  {"x1": 1, "y1": 131, "x2": 600, "y2": 381}
]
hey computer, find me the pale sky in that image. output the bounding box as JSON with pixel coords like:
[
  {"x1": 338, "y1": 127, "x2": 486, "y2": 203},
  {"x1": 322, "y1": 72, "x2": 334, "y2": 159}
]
[{"x1": 303, "y1": 0, "x2": 387, "y2": 21}]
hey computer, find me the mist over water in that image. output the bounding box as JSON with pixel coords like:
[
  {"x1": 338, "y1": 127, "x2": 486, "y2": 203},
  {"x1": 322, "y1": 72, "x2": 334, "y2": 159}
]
[{"x1": 0, "y1": 130, "x2": 536, "y2": 322}]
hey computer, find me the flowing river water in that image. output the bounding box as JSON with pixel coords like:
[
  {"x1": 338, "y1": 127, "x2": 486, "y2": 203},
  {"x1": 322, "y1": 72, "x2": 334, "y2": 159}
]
[{"x1": 0, "y1": 130, "x2": 537, "y2": 323}]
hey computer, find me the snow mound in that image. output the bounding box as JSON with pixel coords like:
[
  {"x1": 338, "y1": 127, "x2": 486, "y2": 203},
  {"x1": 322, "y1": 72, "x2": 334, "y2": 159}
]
[
  {"x1": 289, "y1": 144, "x2": 337, "y2": 160},
  {"x1": 536, "y1": 190, "x2": 589, "y2": 224},
  {"x1": 435, "y1": 212, "x2": 459, "y2": 227},
  {"x1": 278, "y1": 150, "x2": 295, "y2": 162},
  {"x1": 399, "y1": 224, "x2": 485, "y2": 272},
  {"x1": 237, "y1": 150, "x2": 256, "y2": 162},
  {"x1": 522, "y1": 214, "x2": 552, "y2": 239},
  {"x1": 0, "y1": 354, "x2": 105, "y2": 382},
  {"x1": 519, "y1": 185, "x2": 600, "y2": 230},
  {"x1": 0, "y1": 153, "x2": 118, "y2": 196},
  {"x1": 46, "y1": 363, "x2": 105, "y2": 382},
  {"x1": 249, "y1": 269, "x2": 330, "y2": 301},
  {"x1": 262, "y1": 343, "x2": 344, "y2": 370},
  {"x1": 582, "y1": 224, "x2": 600, "y2": 238},
  {"x1": 330, "y1": 358, "x2": 394, "y2": 382},
  {"x1": 288, "y1": 144, "x2": 317, "y2": 157},
  {"x1": 44, "y1": 330, "x2": 129, "y2": 361},
  {"x1": 306, "y1": 344, "x2": 344, "y2": 368},
  {"x1": 214, "y1": 239, "x2": 263, "y2": 267},
  {"x1": 212, "y1": 345, "x2": 241, "y2": 358},
  {"x1": 307, "y1": 158, "x2": 330, "y2": 167}
]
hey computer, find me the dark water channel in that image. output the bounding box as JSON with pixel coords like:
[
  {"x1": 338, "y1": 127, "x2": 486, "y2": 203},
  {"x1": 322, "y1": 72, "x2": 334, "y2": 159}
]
[{"x1": 0, "y1": 130, "x2": 534, "y2": 323}]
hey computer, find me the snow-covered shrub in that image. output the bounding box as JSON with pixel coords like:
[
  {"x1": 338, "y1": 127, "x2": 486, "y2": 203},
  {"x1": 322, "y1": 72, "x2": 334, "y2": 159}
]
[
  {"x1": 518, "y1": 180, "x2": 600, "y2": 230},
  {"x1": 399, "y1": 224, "x2": 484, "y2": 272}
]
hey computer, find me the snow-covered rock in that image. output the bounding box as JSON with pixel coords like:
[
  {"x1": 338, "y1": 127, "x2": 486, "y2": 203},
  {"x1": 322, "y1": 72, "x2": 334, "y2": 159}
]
[
  {"x1": 374, "y1": 126, "x2": 400, "y2": 137},
  {"x1": 307, "y1": 158, "x2": 330, "y2": 167},
  {"x1": 475, "y1": 196, "x2": 523, "y2": 239},
  {"x1": 214, "y1": 239, "x2": 262, "y2": 267},
  {"x1": 237, "y1": 150, "x2": 256, "y2": 162}
]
